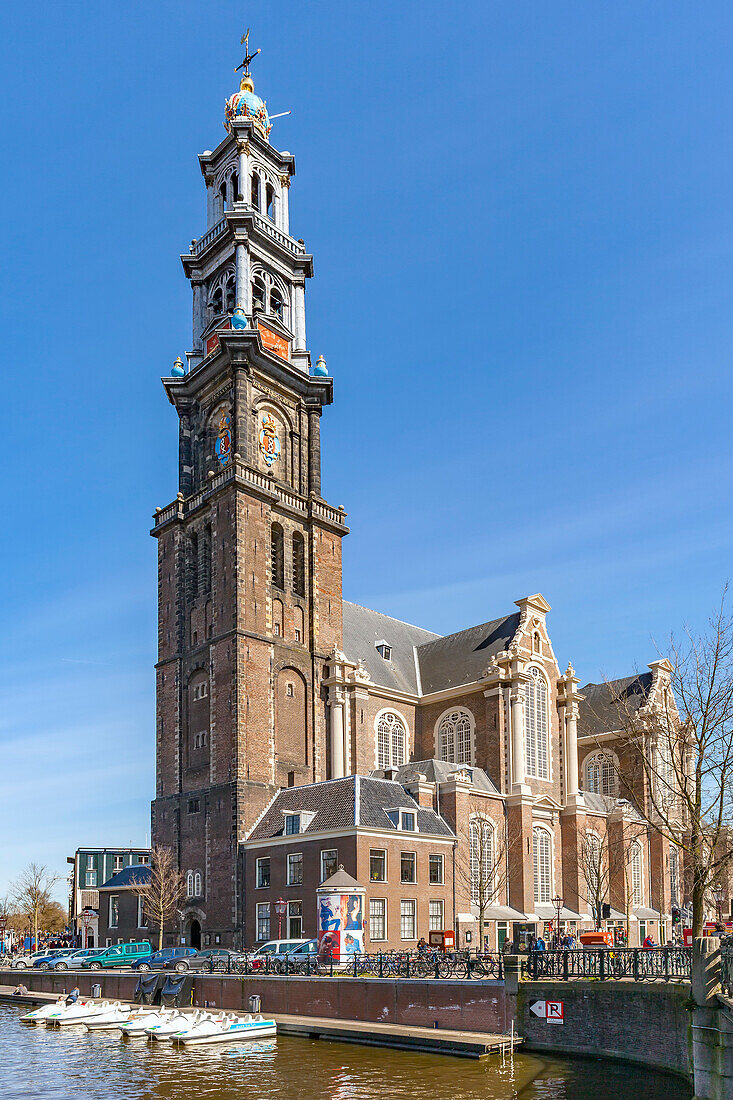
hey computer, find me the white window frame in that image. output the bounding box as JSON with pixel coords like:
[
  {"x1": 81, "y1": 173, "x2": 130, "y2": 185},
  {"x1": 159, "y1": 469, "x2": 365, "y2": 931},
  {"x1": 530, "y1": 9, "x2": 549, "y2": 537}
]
[
  {"x1": 434, "y1": 707, "x2": 475, "y2": 766},
  {"x1": 109, "y1": 895, "x2": 119, "y2": 928},
  {"x1": 584, "y1": 750, "x2": 618, "y2": 796},
  {"x1": 429, "y1": 899, "x2": 444, "y2": 932},
  {"x1": 400, "y1": 899, "x2": 416, "y2": 941},
  {"x1": 532, "y1": 825, "x2": 553, "y2": 904},
  {"x1": 369, "y1": 898, "x2": 387, "y2": 941},
  {"x1": 137, "y1": 896, "x2": 146, "y2": 928},
  {"x1": 630, "y1": 841, "x2": 643, "y2": 908},
  {"x1": 400, "y1": 851, "x2": 417, "y2": 884},
  {"x1": 370, "y1": 849, "x2": 387, "y2": 883},
  {"x1": 256, "y1": 857, "x2": 271, "y2": 889},
  {"x1": 429, "y1": 853, "x2": 444, "y2": 885},
  {"x1": 287, "y1": 900, "x2": 302, "y2": 940},
  {"x1": 469, "y1": 814, "x2": 495, "y2": 905},
  {"x1": 256, "y1": 902, "x2": 271, "y2": 941},
  {"x1": 320, "y1": 849, "x2": 338, "y2": 883},
  {"x1": 287, "y1": 852, "x2": 303, "y2": 887},
  {"x1": 186, "y1": 871, "x2": 194, "y2": 898},
  {"x1": 194, "y1": 872, "x2": 202, "y2": 897},
  {"x1": 525, "y1": 666, "x2": 550, "y2": 780},
  {"x1": 374, "y1": 708, "x2": 408, "y2": 770}
]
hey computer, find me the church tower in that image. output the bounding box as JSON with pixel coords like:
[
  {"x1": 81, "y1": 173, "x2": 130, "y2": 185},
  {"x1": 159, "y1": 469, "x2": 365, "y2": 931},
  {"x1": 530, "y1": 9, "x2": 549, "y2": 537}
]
[{"x1": 151, "y1": 44, "x2": 348, "y2": 949}]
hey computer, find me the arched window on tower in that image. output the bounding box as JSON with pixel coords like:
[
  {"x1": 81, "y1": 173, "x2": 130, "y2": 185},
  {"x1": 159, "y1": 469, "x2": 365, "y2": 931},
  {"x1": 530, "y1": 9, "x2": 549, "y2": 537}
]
[
  {"x1": 224, "y1": 273, "x2": 236, "y2": 313},
  {"x1": 231, "y1": 169, "x2": 239, "y2": 202},
  {"x1": 251, "y1": 171, "x2": 261, "y2": 210},
  {"x1": 292, "y1": 533, "x2": 305, "y2": 596},
  {"x1": 270, "y1": 523, "x2": 284, "y2": 590},
  {"x1": 186, "y1": 871, "x2": 194, "y2": 898},
  {"x1": 270, "y1": 283, "x2": 284, "y2": 320},
  {"x1": 252, "y1": 274, "x2": 266, "y2": 314},
  {"x1": 266, "y1": 182, "x2": 275, "y2": 220},
  {"x1": 219, "y1": 180, "x2": 228, "y2": 212},
  {"x1": 376, "y1": 711, "x2": 407, "y2": 770},
  {"x1": 294, "y1": 605, "x2": 305, "y2": 645},
  {"x1": 193, "y1": 872, "x2": 202, "y2": 897},
  {"x1": 437, "y1": 710, "x2": 473, "y2": 765},
  {"x1": 532, "y1": 827, "x2": 552, "y2": 904},
  {"x1": 525, "y1": 667, "x2": 549, "y2": 779},
  {"x1": 211, "y1": 286, "x2": 224, "y2": 316},
  {"x1": 188, "y1": 532, "x2": 199, "y2": 600}
]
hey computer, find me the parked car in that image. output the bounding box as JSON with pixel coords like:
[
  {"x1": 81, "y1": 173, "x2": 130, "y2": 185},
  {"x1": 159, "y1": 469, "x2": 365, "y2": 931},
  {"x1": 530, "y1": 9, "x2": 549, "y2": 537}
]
[
  {"x1": 51, "y1": 948, "x2": 102, "y2": 971},
  {"x1": 81, "y1": 942, "x2": 153, "y2": 969},
  {"x1": 250, "y1": 940, "x2": 306, "y2": 970},
  {"x1": 162, "y1": 949, "x2": 243, "y2": 973},
  {"x1": 33, "y1": 948, "x2": 78, "y2": 970},
  {"x1": 9, "y1": 951, "x2": 49, "y2": 970},
  {"x1": 132, "y1": 947, "x2": 197, "y2": 972}
]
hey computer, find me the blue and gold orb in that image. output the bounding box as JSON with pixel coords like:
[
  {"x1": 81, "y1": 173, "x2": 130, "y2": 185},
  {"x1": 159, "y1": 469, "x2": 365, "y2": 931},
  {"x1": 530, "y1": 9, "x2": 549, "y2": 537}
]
[
  {"x1": 225, "y1": 76, "x2": 271, "y2": 138},
  {"x1": 312, "y1": 355, "x2": 329, "y2": 377},
  {"x1": 171, "y1": 356, "x2": 186, "y2": 377},
  {"x1": 231, "y1": 307, "x2": 248, "y2": 330}
]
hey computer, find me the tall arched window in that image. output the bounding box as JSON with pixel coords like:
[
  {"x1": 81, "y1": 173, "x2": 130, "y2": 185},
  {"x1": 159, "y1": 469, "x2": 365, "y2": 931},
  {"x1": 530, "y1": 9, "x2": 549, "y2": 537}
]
[
  {"x1": 186, "y1": 871, "x2": 194, "y2": 898},
  {"x1": 469, "y1": 816, "x2": 494, "y2": 906},
  {"x1": 584, "y1": 751, "x2": 617, "y2": 796},
  {"x1": 583, "y1": 832, "x2": 602, "y2": 898},
  {"x1": 292, "y1": 533, "x2": 305, "y2": 596},
  {"x1": 630, "y1": 841, "x2": 643, "y2": 908},
  {"x1": 532, "y1": 827, "x2": 552, "y2": 903},
  {"x1": 670, "y1": 847, "x2": 680, "y2": 907},
  {"x1": 437, "y1": 710, "x2": 473, "y2": 765},
  {"x1": 251, "y1": 171, "x2": 261, "y2": 209},
  {"x1": 250, "y1": 268, "x2": 289, "y2": 326},
  {"x1": 193, "y1": 872, "x2": 202, "y2": 897},
  {"x1": 525, "y1": 667, "x2": 549, "y2": 779},
  {"x1": 376, "y1": 711, "x2": 406, "y2": 769},
  {"x1": 270, "y1": 523, "x2": 284, "y2": 590}
]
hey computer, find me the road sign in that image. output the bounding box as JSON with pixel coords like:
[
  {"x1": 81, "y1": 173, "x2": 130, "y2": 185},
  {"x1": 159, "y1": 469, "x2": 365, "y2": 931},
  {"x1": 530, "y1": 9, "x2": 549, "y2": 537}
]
[{"x1": 529, "y1": 1000, "x2": 564, "y2": 1023}]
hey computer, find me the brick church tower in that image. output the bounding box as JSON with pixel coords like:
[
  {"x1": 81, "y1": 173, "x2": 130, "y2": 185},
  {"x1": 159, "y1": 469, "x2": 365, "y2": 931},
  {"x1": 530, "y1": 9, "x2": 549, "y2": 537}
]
[{"x1": 151, "y1": 47, "x2": 347, "y2": 949}]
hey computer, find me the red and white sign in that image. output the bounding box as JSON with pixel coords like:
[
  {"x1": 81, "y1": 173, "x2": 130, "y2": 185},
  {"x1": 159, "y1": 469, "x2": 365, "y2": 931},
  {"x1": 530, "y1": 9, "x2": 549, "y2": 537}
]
[{"x1": 530, "y1": 1000, "x2": 564, "y2": 1024}]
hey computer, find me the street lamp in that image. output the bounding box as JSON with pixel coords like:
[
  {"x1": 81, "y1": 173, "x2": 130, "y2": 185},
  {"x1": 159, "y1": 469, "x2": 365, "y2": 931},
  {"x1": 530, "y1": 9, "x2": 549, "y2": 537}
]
[
  {"x1": 552, "y1": 895, "x2": 564, "y2": 948},
  {"x1": 81, "y1": 908, "x2": 95, "y2": 949},
  {"x1": 275, "y1": 897, "x2": 287, "y2": 939}
]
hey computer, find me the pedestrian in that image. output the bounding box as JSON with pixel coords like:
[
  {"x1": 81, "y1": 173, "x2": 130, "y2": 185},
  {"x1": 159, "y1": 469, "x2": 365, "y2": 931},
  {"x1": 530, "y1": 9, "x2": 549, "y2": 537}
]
[
  {"x1": 417, "y1": 937, "x2": 428, "y2": 954},
  {"x1": 534, "y1": 935, "x2": 546, "y2": 952},
  {"x1": 65, "y1": 987, "x2": 80, "y2": 1006},
  {"x1": 643, "y1": 934, "x2": 655, "y2": 949},
  {"x1": 11, "y1": 984, "x2": 28, "y2": 997}
]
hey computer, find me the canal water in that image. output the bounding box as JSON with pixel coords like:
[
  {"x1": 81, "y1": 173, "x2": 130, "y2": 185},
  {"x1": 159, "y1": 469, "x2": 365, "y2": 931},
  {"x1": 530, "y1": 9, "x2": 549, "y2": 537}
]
[{"x1": 0, "y1": 1005, "x2": 691, "y2": 1099}]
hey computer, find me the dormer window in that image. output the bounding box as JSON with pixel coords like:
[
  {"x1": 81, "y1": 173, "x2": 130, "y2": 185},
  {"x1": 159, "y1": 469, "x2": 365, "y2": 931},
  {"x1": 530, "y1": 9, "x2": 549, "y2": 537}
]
[
  {"x1": 283, "y1": 810, "x2": 315, "y2": 836},
  {"x1": 376, "y1": 641, "x2": 392, "y2": 661},
  {"x1": 386, "y1": 808, "x2": 417, "y2": 831}
]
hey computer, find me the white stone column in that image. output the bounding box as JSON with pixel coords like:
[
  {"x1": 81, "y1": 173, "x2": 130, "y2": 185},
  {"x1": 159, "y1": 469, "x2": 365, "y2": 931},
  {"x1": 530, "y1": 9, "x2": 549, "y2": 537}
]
[
  {"x1": 280, "y1": 178, "x2": 290, "y2": 233},
  {"x1": 510, "y1": 689, "x2": 527, "y2": 790},
  {"x1": 566, "y1": 705, "x2": 579, "y2": 799},
  {"x1": 331, "y1": 694, "x2": 345, "y2": 780},
  {"x1": 237, "y1": 142, "x2": 249, "y2": 203},
  {"x1": 192, "y1": 282, "x2": 205, "y2": 350},
  {"x1": 294, "y1": 284, "x2": 306, "y2": 349},
  {"x1": 235, "y1": 243, "x2": 249, "y2": 311},
  {"x1": 206, "y1": 180, "x2": 215, "y2": 228}
]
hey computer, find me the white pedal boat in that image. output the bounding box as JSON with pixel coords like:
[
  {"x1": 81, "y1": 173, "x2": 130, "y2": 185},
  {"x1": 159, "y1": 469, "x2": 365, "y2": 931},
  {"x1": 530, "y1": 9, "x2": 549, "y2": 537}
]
[
  {"x1": 84, "y1": 1002, "x2": 132, "y2": 1030},
  {"x1": 145, "y1": 1008, "x2": 209, "y2": 1041},
  {"x1": 20, "y1": 999, "x2": 68, "y2": 1024},
  {"x1": 174, "y1": 1012, "x2": 277, "y2": 1045},
  {"x1": 46, "y1": 999, "x2": 111, "y2": 1026},
  {"x1": 118, "y1": 1007, "x2": 176, "y2": 1037}
]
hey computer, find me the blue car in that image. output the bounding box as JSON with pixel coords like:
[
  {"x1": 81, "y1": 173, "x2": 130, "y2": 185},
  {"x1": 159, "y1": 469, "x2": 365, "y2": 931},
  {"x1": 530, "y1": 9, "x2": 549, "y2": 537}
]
[
  {"x1": 132, "y1": 947, "x2": 198, "y2": 971},
  {"x1": 33, "y1": 948, "x2": 77, "y2": 971}
]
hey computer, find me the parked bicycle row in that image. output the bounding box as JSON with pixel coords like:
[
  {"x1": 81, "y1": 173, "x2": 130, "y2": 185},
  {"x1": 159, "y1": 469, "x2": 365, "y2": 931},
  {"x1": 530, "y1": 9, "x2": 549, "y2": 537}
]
[{"x1": 523, "y1": 946, "x2": 692, "y2": 981}]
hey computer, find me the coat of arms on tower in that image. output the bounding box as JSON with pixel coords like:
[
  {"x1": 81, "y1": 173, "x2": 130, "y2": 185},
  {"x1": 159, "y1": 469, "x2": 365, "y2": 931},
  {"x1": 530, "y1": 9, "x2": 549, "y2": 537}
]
[
  {"x1": 259, "y1": 412, "x2": 281, "y2": 467},
  {"x1": 215, "y1": 410, "x2": 232, "y2": 466}
]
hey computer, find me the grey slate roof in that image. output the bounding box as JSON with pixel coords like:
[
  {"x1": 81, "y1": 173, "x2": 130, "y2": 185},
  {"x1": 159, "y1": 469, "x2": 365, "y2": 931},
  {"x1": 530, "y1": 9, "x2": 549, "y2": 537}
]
[
  {"x1": 578, "y1": 673, "x2": 653, "y2": 736},
  {"x1": 390, "y1": 759, "x2": 501, "y2": 795},
  {"x1": 247, "y1": 775, "x2": 455, "y2": 841},
  {"x1": 100, "y1": 865, "x2": 151, "y2": 890},
  {"x1": 415, "y1": 613, "x2": 521, "y2": 694},
  {"x1": 342, "y1": 600, "x2": 521, "y2": 696},
  {"x1": 342, "y1": 601, "x2": 440, "y2": 694}
]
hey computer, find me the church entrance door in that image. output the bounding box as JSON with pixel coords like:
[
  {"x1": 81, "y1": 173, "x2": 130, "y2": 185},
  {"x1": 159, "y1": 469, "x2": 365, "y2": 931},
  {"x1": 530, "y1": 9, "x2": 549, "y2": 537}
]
[{"x1": 189, "y1": 919, "x2": 201, "y2": 951}]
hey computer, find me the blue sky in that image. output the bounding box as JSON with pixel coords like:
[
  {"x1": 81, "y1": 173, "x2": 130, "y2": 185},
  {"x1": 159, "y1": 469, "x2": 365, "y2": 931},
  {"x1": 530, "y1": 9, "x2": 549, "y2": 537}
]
[{"x1": 2, "y1": 2, "x2": 733, "y2": 901}]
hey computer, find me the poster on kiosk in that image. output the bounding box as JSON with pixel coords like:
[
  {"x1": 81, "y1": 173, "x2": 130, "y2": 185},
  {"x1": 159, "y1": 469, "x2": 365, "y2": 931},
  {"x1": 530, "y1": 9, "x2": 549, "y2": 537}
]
[{"x1": 316, "y1": 876, "x2": 365, "y2": 961}]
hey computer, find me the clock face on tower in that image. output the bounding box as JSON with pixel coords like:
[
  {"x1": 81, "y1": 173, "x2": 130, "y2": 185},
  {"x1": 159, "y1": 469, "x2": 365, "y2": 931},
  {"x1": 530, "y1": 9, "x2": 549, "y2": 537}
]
[{"x1": 259, "y1": 412, "x2": 281, "y2": 467}]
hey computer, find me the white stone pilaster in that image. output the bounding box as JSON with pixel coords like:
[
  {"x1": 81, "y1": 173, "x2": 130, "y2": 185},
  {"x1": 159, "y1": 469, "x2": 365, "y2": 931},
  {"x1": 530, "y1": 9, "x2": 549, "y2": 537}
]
[
  {"x1": 330, "y1": 693, "x2": 345, "y2": 780},
  {"x1": 294, "y1": 284, "x2": 306, "y2": 349},
  {"x1": 235, "y1": 242, "x2": 250, "y2": 311}
]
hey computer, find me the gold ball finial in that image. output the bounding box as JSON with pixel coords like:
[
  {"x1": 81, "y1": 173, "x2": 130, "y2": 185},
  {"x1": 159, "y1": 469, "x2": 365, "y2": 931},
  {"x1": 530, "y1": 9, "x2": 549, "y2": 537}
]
[{"x1": 240, "y1": 74, "x2": 255, "y2": 93}]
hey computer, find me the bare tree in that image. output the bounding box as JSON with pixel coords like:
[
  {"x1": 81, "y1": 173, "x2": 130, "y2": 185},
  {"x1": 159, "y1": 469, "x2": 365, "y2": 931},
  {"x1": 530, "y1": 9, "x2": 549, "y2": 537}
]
[
  {"x1": 10, "y1": 863, "x2": 59, "y2": 948},
  {"x1": 599, "y1": 592, "x2": 733, "y2": 937},
  {"x1": 576, "y1": 828, "x2": 610, "y2": 928},
  {"x1": 130, "y1": 847, "x2": 184, "y2": 950},
  {"x1": 457, "y1": 809, "x2": 520, "y2": 949}
]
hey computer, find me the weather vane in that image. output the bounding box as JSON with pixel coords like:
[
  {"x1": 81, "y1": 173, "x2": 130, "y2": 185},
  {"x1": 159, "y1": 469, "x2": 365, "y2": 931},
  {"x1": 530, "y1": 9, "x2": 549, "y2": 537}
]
[{"x1": 235, "y1": 27, "x2": 260, "y2": 78}]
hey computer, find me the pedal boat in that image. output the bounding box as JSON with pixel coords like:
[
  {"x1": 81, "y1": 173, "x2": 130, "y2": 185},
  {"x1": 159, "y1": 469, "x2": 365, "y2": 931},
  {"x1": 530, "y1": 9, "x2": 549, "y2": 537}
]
[
  {"x1": 20, "y1": 999, "x2": 68, "y2": 1024},
  {"x1": 45, "y1": 999, "x2": 112, "y2": 1026},
  {"x1": 118, "y1": 1007, "x2": 176, "y2": 1037},
  {"x1": 84, "y1": 1002, "x2": 132, "y2": 1030},
  {"x1": 145, "y1": 1008, "x2": 209, "y2": 1041},
  {"x1": 174, "y1": 1012, "x2": 277, "y2": 1045}
]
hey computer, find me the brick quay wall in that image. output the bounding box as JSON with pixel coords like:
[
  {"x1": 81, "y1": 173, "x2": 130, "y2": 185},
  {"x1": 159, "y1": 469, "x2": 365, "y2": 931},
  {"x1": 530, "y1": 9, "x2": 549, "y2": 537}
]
[{"x1": 3, "y1": 969, "x2": 692, "y2": 1080}]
